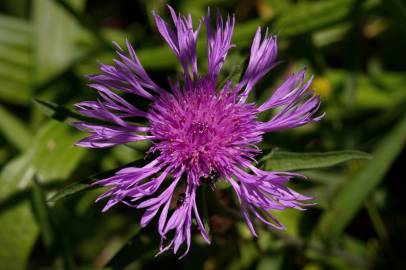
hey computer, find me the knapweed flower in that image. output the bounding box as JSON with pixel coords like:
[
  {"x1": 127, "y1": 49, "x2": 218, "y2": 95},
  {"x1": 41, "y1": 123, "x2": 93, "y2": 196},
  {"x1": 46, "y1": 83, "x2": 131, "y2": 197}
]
[{"x1": 74, "y1": 6, "x2": 323, "y2": 257}]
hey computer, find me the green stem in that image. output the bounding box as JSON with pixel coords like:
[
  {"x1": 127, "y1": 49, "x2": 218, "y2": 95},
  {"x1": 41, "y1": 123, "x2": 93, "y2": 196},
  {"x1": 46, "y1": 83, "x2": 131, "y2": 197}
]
[{"x1": 365, "y1": 199, "x2": 388, "y2": 241}]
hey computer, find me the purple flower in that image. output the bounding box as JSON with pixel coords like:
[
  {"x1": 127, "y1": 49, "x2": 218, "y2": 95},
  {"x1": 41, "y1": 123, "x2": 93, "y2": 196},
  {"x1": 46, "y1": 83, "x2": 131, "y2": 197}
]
[{"x1": 74, "y1": 6, "x2": 323, "y2": 257}]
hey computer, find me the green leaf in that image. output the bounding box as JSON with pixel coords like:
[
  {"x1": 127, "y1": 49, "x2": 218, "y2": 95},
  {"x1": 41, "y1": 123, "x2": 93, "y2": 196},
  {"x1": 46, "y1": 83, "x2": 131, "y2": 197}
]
[
  {"x1": 31, "y1": 177, "x2": 54, "y2": 248},
  {"x1": 32, "y1": 0, "x2": 87, "y2": 83},
  {"x1": 262, "y1": 150, "x2": 372, "y2": 172},
  {"x1": 0, "y1": 44, "x2": 32, "y2": 68},
  {"x1": 104, "y1": 227, "x2": 159, "y2": 269},
  {"x1": 31, "y1": 177, "x2": 77, "y2": 269},
  {"x1": 0, "y1": 79, "x2": 33, "y2": 105},
  {"x1": 0, "y1": 121, "x2": 86, "y2": 269},
  {"x1": 53, "y1": 0, "x2": 112, "y2": 50},
  {"x1": 0, "y1": 14, "x2": 31, "y2": 51},
  {"x1": 328, "y1": 70, "x2": 406, "y2": 109},
  {"x1": 356, "y1": 72, "x2": 406, "y2": 109},
  {"x1": 0, "y1": 13, "x2": 31, "y2": 35},
  {"x1": 0, "y1": 0, "x2": 29, "y2": 18},
  {"x1": 47, "y1": 178, "x2": 94, "y2": 203},
  {"x1": 0, "y1": 155, "x2": 37, "y2": 270},
  {"x1": 274, "y1": 0, "x2": 378, "y2": 37},
  {"x1": 33, "y1": 98, "x2": 116, "y2": 128},
  {"x1": 0, "y1": 148, "x2": 7, "y2": 165},
  {"x1": 48, "y1": 157, "x2": 150, "y2": 202},
  {"x1": 33, "y1": 98, "x2": 89, "y2": 123},
  {"x1": 0, "y1": 14, "x2": 34, "y2": 105},
  {"x1": 0, "y1": 105, "x2": 30, "y2": 151},
  {"x1": 137, "y1": 45, "x2": 176, "y2": 69},
  {"x1": 316, "y1": 114, "x2": 406, "y2": 239}
]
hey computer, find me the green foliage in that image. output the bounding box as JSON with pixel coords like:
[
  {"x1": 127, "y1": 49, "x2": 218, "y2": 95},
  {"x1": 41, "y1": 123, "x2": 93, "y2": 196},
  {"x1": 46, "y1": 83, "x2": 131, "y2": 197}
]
[
  {"x1": 0, "y1": 105, "x2": 30, "y2": 150},
  {"x1": 317, "y1": 114, "x2": 406, "y2": 239},
  {"x1": 263, "y1": 150, "x2": 371, "y2": 171},
  {"x1": 0, "y1": 0, "x2": 405, "y2": 269},
  {"x1": 0, "y1": 122, "x2": 86, "y2": 269},
  {"x1": 0, "y1": 14, "x2": 33, "y2": 105}
]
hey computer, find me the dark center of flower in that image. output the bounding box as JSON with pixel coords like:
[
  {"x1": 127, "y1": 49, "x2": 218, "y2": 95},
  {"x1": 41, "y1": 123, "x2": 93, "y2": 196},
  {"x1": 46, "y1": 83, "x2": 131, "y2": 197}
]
[{"x1": 148, "y1": 87, "x2": 262, "y2": 179}]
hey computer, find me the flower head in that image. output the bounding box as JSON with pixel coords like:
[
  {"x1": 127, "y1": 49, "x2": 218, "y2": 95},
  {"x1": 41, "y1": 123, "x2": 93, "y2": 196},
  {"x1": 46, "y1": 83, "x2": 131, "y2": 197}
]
[{"x1": 74, "y1": 6, "x2": 323, "y2": 257}]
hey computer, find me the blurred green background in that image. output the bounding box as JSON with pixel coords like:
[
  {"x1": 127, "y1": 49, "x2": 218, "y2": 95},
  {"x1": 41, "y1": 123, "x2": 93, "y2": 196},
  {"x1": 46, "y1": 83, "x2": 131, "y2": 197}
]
[{"x1": 1, "y1": 0, "x2": 406, "y2": 269}]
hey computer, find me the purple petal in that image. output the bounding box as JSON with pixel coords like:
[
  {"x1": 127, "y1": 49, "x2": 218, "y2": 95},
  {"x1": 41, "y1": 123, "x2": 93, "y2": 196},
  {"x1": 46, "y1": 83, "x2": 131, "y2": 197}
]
[
  {"x1": 237, "y1": 28, "x2": 278, "y2": 102},
  {"x1": 204, "y1": 8, "x2": 235, "y2": 79},
  {"x1": 153, "y1": 5, "x2": 200, "y2": 81}
]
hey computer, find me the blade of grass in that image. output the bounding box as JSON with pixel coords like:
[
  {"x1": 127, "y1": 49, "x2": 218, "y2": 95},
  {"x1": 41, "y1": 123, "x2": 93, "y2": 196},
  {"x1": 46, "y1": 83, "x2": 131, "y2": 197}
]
[{"x1": 316, "y1": 114, "x2": 406, "y2": 239}]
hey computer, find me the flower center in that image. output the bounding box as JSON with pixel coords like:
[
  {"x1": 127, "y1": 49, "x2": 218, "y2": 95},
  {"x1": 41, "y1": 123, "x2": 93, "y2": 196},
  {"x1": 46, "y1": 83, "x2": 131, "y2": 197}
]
[
  {"x1": 188, "y1": 121, "x2": 210, "y2": 143},
  {"x1": 148, "y1": 87, "x2": 261, "y2": 179}
]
